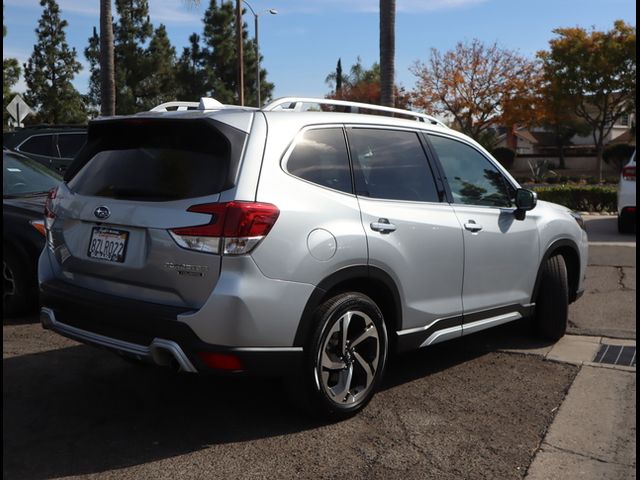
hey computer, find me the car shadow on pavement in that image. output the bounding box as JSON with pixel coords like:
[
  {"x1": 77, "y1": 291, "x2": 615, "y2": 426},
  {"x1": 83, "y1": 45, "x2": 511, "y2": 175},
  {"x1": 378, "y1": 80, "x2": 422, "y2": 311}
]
[
  {"x1": 3, "y1": 310, "x2": 41, "y2": 326},
  {"x1": 3, "y1": 319, "x2": 552, "y2": 480},
  {"x1": 383, "y1": 320, "x2": 554, "y2": 391}
]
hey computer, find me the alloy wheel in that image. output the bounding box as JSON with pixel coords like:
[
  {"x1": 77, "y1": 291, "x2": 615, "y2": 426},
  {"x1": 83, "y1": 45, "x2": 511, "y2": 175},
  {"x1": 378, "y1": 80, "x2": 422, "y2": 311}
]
[{"x1": 316, "y1": 310, "x2": 381, "y2": 405}]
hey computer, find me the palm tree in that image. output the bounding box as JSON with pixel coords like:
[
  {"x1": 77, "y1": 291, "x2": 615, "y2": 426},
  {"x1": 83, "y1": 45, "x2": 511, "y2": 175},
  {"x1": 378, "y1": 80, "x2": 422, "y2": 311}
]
[
  {"x1": 379, "y1": 0, "x2": 395, "y2": 107},
  {"x1": 99, "y1": 0, "x2": 115, "y2": 116},
  {"x1": 99, "y1": 0, "x2": 200, "y2": 116}
]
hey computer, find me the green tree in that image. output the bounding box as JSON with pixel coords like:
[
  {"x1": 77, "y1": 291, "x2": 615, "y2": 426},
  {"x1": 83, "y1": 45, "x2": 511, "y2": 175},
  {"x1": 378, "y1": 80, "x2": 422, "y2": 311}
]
[
  {"x1": 325, "y1": 58, "x2": 349, "y2": 94},
  {"x1": 113, "y1": 0, "x2": 153, "y2": 114},
  {"x1": 140, "y1": 24, "x2": 177, "y2": 108},
  {"x1": 201, "y1": 0, "x2": 273, "y2": 105},
  {"x1": 202, "y1": 0, "x2": 237, "y2": 103},
  {"x1": 84, "y1": 26, "x2": 101, "y2": 115},
  {"x1": 23, "y1": 0, "x2": 86, "y2": 124},
  {"x1": 3, "y1": 8, "x2": 22, "y2": 127},
  {"x1": 326, "y1": 57, "x2": 410, "y2": 108},
  {"x1": 538, "y1": 20, "x2": 636, "y2": 180},
  {"x1": 175, "y1": 33, "x2": 208, "y2": 100},
  {"x1": 336, "y1": 58, "x2": 344, "y2": 93},
  {"x1": 242, "y1": 21, "x2": 273, "y2": 106}
]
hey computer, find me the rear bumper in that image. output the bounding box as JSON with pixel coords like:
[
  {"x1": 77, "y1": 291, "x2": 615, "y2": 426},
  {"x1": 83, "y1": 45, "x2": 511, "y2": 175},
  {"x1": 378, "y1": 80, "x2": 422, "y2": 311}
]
[
  {"x1": 617, "y1": 184, "x2": 635, "y2": 215},
  {"x1": 618, "y1": 205, "x2": 636, "y2": 217},
  {"x1": 40, "y1": 279, "x2": 303, "y2": 376}
]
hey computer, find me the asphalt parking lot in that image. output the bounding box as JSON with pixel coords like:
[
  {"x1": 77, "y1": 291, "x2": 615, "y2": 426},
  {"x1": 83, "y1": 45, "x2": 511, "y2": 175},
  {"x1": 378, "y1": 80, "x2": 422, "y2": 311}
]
[
  {"x1": 2, "y1": 215, "x2": 635, "y2": 480},
  {"x1": 3, "y1": 320, "x2": 577, "y2": 480}
]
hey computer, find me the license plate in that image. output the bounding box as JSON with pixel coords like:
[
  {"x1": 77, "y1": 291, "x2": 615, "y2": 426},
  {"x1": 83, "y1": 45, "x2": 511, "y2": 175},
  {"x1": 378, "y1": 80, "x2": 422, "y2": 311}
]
[{"x1": 88, "y1": 227, "x2": 129, "y2": 263}]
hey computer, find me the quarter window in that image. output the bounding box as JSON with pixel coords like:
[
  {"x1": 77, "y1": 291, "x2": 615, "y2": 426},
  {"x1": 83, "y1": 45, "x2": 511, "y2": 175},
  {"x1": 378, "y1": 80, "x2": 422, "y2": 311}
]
[
  {"x1": 347, "y1": 128, "x2": 439, "y2": 202},
  {"x1": 428, "y1": 135, "x2": 514, "y2": 207},
  {"x1": 286, "y1": 128, "x2": 352, "y2": 193},
  {"x1": 57, "y1": 133, "x2": 87, "y2": 158}
]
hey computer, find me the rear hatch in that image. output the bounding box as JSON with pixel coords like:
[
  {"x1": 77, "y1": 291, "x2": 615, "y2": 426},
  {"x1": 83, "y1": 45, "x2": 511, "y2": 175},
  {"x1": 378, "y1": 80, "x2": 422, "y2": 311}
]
[{"x1": 48, "y1": 116, "x2": 248, "y2": 308}]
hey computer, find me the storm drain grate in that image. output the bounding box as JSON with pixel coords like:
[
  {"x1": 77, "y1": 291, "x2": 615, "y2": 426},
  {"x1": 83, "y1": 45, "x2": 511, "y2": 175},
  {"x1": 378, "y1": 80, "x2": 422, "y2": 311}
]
[{"x1": 593, "y1": 344, "x2": 636, "y2": 367}]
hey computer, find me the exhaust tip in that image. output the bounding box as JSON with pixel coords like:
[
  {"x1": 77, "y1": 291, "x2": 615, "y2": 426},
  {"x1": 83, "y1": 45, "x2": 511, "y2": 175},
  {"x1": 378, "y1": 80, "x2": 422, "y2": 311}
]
[
  {"x1": 149, "y1": 339, "x2": 198, "y2": 373},
  {"x1": 40, "y1": 307, "x2": 54, "y2": 329}
]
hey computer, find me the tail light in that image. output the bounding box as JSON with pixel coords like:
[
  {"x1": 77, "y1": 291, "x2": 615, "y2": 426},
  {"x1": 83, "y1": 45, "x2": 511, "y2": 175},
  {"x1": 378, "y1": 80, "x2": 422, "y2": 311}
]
[
  {"x1": 197, "y1": 352, "x2": 244, "y2": 371},
  {"x1": 169, "y1": 201, "x2": 279, "y2": 255},
  {"x1": 44, "y1": 186, "x2": 58, "y2": 220},
  {"x1": 622, "y1": 166, "x2": 636, "y2": 181},
  {"x1": 30, "y1": 220, "x2": 46, "y2": 236},
  {"x1": 44, "y1": 187, "x2": 58, "y2": 248}
]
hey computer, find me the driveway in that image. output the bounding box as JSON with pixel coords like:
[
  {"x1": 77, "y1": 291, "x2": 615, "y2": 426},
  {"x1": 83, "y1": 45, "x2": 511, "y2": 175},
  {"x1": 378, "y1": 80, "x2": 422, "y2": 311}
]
[{"x1": 568, "y1": 215, "x2": 636, "y2": 339}]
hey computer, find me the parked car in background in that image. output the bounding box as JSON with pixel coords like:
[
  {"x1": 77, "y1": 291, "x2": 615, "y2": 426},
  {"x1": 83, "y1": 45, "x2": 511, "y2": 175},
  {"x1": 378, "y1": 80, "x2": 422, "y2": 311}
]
[
  {"x1": 617, "y1": 150, "x2": 636, "y2": 234},
  {"x1": 3, "y1": 125, "x2": 87, "y2": 173},
  {"x1": 3, "y1": 149, "x2": 61, "y2": 317},
  {"x1": 38, "y1": 97, "x2": 588, "y2": 418}
]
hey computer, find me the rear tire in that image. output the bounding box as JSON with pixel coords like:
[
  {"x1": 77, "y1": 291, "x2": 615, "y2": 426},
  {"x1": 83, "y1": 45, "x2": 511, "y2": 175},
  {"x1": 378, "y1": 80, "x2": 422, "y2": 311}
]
[
  {"x1": 618, "y1": 212, "x2": 635, "y2": 234},
  {"x1": 291, "y1": 292, "x2": 388, "y2": 420},
  {"x1": 534, "y1": 255, "x2": 569, "y2": 341}
]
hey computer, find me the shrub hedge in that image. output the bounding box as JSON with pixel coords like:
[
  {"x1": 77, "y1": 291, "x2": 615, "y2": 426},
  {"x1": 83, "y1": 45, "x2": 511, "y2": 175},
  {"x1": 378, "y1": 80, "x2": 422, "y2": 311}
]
[{"x1": 531, "y1": 185, "x2": 618, "y2": 212}]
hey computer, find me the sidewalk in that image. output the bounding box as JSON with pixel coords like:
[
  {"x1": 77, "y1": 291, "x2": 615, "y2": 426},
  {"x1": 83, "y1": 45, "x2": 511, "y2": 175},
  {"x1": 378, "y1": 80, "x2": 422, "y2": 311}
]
[{"x1": 503, "y1": 335, "x2": 636, "y2": 479}]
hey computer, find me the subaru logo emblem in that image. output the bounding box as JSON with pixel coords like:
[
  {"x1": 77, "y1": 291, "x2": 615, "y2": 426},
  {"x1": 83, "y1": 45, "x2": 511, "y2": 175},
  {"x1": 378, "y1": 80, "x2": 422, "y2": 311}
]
[{"x1": 94, "y1": 206, "x2": 111, "y2": 220}]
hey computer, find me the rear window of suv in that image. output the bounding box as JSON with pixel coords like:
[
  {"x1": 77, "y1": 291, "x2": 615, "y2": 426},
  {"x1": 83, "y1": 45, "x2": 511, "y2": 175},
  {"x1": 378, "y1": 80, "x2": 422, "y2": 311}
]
[{"x1": 67, "y1": 119, "x2": 245, "y2": 201}]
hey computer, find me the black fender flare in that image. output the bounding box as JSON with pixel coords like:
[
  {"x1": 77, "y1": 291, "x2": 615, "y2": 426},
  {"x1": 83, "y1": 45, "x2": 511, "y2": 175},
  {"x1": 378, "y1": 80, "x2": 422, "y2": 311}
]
[
  {"x1": 293, "y1": 265, "x2": 403, "y2": 347},
  {"x1": 530, "y1": 238, "x2": 581, "y2": 304}
]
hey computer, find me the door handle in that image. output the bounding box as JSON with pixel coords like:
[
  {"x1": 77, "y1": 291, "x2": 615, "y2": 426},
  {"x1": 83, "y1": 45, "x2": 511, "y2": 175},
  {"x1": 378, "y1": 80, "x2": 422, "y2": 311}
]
[
  {"x1": 464, "y1": 220, "x2": 483, "y2": 232},
  {"x1": 370, "y1": 218, "x2": 397, "y2": 233}
]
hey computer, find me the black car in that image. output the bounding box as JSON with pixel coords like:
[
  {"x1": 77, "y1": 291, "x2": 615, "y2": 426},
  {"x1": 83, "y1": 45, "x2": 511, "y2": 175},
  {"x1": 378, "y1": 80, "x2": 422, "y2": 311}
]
[
  {"x1": 3, "y1": 149, "x2": 61, "y2": 317},
  {"x1": 3, "y1": 125, "x2": 87, "y2": 173}
]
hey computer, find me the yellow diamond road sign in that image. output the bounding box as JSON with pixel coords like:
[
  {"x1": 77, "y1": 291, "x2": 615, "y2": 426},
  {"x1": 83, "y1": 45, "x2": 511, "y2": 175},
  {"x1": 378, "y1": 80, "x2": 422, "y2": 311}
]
[{"x1": 6, "y1": 94, "x2": 34, "y2": 124}]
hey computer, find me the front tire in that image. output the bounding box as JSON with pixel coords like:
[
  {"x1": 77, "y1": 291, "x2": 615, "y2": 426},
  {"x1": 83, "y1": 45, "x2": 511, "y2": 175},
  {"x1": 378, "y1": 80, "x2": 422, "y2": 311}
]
[
  {"x1": 301, "y1": 292, "x2": 388, "y2": 419},
  {"x1": 534, "y1": 255, "x2": 569, "y2": 341}
]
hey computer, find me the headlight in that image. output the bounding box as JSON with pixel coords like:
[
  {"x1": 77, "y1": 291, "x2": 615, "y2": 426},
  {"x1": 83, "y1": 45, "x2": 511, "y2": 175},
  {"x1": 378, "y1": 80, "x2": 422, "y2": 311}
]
[{"x1": 570, "y1": 211, "x2": 586, "y2": 231}]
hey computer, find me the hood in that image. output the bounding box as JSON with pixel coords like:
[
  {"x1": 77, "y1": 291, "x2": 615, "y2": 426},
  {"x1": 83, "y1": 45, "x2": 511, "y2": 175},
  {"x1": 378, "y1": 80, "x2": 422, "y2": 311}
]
[{"x1": 537, "y1": 199, "x2": 573, "y2": 215}]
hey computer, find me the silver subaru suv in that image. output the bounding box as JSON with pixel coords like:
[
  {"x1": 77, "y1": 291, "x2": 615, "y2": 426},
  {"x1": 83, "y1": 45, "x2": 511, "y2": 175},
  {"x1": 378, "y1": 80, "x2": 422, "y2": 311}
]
[{"x1": 39, "y1": 97, "x2": 588, "y2": 417}]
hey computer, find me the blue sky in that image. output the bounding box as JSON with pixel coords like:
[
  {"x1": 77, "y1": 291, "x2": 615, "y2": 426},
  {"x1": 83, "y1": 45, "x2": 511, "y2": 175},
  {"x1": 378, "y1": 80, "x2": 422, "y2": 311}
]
[{"x1": 3, "y1": 0, "x2": 636, "y2": 104}]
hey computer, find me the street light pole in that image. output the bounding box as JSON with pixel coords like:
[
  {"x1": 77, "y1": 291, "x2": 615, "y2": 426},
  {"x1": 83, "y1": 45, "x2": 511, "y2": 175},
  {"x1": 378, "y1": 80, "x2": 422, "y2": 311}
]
[
  {"x1": 254, "y1": 12, "x2": 260, "y2": 107},
  {"x1": 236, "y1": 0, "x2": 244, "y2": 106},
  {"x1": 241, "y1": 1, "x2": 277, "y2": 107}
]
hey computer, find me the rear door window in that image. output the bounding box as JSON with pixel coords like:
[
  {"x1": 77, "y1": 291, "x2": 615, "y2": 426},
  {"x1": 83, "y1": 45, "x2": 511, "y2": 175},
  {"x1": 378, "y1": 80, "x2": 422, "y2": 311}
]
[
  {"x1": 285, "y1": 128, "x2": 352, "y2": 193},
  {"x1": 18, "y1": 134, "x2": 57, "y2": 157},
  {"x1": 347, "y1": 128, "x2": 440, "y2": 202},
  {"x1": 67, "y1": 120, "x2": 245, "y2": 201}
]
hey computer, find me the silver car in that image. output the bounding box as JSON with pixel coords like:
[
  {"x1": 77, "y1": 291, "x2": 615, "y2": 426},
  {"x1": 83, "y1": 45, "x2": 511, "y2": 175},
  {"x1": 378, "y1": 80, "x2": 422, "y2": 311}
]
[{"x1": 39, "y1": 97, "x2": 588, "y2": 417}]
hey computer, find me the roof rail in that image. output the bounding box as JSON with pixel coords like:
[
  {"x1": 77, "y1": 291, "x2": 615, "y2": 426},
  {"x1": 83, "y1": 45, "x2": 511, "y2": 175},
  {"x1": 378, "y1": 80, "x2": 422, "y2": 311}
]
[
  {"x1": 150, "y1": 101, "x2": 200, "y2": 112},
  {"x1": 149, "y1": 98, "x2": 228, "y2": 112},
  {"x1": 7, "y1": 123, "x2": 87, "y2": 129},
  {"x1": 262, "y1": 97, "x2": 447, "y2": 128}
]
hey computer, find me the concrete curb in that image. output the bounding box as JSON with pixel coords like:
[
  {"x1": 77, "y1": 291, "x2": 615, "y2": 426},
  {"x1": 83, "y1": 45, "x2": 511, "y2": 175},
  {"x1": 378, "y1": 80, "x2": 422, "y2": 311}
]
[
  {"x1": 525, "y1": 365, "x2": 636, "y2": 480},
  {"x1": 509, "y1": 335, "x2": 637, "y2": 479}
]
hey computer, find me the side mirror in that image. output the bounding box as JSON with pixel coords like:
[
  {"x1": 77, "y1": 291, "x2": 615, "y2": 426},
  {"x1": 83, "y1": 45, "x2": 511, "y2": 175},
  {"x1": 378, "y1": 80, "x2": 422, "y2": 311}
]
[{"x1": 514, "y1": 189, "x2": 537, "y2": 220}]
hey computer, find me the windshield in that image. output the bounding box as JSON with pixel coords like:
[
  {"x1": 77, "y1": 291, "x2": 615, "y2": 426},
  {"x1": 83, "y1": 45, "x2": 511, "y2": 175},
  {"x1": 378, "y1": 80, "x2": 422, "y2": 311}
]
[{"x1": 3, "y1": 151, "x2": 61, "y2": 197}]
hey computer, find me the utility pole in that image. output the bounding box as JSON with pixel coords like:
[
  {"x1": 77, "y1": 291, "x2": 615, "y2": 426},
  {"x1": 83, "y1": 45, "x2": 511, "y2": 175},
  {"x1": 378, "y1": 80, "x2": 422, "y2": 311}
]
[{"x1": 236, "y1": 0, "x2": 244, "y2": 106}]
